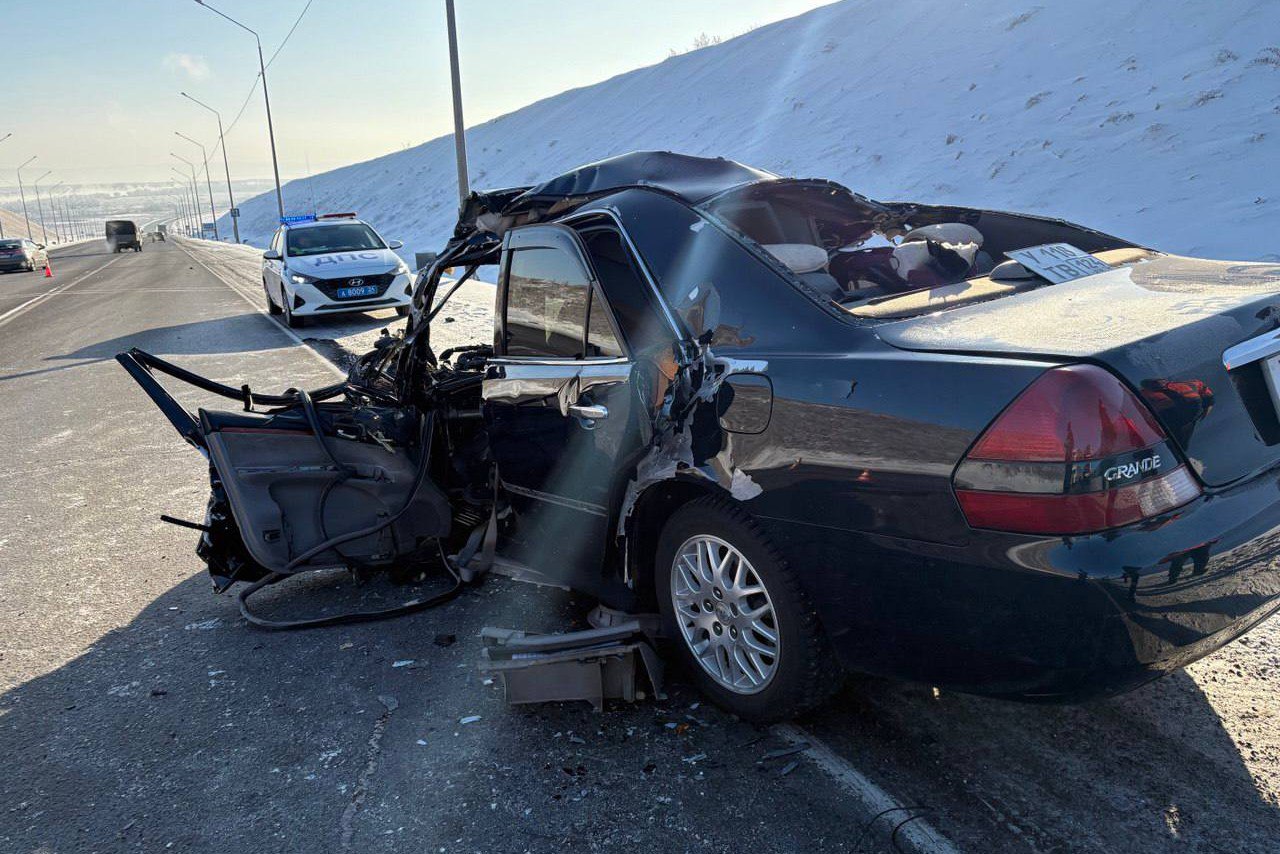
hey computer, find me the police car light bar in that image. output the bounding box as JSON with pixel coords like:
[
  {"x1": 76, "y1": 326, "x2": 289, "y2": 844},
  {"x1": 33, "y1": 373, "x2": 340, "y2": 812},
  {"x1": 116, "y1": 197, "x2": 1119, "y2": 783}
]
[{"x1": 317, "y1": 212, "x2": 357, "y2": 220}]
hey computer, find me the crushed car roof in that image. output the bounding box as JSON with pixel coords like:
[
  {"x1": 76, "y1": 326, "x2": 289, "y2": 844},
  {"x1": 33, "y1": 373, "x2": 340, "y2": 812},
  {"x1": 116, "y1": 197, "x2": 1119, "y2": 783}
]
[
  {"x1": 450, "y1": 151, "x2": 781, "y2": 252},
  {"x1": 513, "y1": 150, "x2": 778, "y2": 205}
]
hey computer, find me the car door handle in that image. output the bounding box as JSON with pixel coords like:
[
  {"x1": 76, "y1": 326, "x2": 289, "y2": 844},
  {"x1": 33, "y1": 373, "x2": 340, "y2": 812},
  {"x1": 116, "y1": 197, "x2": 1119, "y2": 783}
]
[{"x1": 567, "y1": 403, "x2": 608, "y2": 421}]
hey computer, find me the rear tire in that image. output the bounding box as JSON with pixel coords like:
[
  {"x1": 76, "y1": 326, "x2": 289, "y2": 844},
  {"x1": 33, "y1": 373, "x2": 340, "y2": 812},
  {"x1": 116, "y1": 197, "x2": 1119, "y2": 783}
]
[
  {"x1": 655, "y1": 496, "x2": 842, "y2": 722},
  {"x1": 395, "y1": 305, "x2": 410, "y2": 317}
]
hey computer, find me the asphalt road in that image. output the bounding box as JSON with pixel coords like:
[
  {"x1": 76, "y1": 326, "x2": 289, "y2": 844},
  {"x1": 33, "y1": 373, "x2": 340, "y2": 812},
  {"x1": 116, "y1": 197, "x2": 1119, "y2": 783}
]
[{"x1": 1, "y1": 239, "x2": 1277, "y2": 853}]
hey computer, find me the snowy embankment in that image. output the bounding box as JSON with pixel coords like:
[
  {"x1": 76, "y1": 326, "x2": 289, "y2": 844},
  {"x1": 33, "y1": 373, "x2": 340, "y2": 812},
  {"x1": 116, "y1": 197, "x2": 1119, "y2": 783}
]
[{"x1": 222, "y1": 0, "x2": 1280, "y2": 262}]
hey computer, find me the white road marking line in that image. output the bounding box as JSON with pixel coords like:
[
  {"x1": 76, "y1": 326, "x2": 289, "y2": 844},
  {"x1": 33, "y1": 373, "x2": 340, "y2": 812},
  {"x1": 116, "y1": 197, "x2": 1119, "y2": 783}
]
[
  {"x1": 18, "y1": 287, "x2": 230, "y2": 294},
  {"x1": 174, "y1": 239, "x2": 346, "y2": 380},
  {"x1": 0, "y1": 256, "x2": 124, "y2": 329},
  {"x1": 772, "y1": 723, "x2": 960, "y2": 854}
]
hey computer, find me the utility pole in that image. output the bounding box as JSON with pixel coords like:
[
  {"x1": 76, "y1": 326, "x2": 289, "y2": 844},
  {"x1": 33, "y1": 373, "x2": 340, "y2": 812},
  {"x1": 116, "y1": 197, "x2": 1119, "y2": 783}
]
[
  {"x1": 445, "y1": 0, "x2": 470, "y2": 212},
  {"x1": 183, "y1": 91, "x2": 239, "y2": 242},
  {"x1": 176, "y1": 131, "x2": 219, "y2": 239},
  {"x1": 194, "y1": 1, "x2": 285, "y2": 219},
  {"x1": 16, "y1": 155, "x2": 35, "y2": 240}
]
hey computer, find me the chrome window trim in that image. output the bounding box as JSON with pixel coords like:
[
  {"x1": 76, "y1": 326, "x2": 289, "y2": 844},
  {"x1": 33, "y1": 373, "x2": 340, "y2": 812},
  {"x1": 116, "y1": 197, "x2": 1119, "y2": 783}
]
[
  {"x1": 1223, "y1": 329, "x2": 1280, "y2": 370},
  {"x1": 487, "y1": 356, "x2": 630, "y2": 368},
  {"x1": 500, "y1": 480, "x2": 609, "y2": 517},
  {"x1": 561, "y1": 207, "x2": 686, "y2": 340}
]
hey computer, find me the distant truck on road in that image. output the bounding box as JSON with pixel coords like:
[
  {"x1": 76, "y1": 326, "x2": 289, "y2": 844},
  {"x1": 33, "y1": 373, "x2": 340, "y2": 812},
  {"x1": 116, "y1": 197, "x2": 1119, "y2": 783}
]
[{"x1": 106, "y1": 220, "x2": 142, "y2": 253}]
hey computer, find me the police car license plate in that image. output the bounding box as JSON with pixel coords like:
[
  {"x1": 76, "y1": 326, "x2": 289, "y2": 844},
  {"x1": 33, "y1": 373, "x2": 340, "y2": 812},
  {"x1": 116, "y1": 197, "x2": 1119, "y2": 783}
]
[{"x1": 336, "y1": 284, "x2": 378, "y2": 298}]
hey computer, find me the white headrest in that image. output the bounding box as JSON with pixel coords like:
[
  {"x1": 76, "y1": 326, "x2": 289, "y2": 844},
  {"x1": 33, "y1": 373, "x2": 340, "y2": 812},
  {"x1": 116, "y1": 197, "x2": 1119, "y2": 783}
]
[
  {"x1": 902, "y1": 222, "x2": 984, "y2": 248},
  {"x1": 763, "y1": 243, "x2": 829, "y2": 275}
]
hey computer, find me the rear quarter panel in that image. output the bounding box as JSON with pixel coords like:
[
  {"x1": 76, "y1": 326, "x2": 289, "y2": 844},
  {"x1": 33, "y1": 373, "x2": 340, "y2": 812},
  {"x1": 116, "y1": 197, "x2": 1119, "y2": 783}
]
[{"x1": 734, "y1": 347, "x2": 1054, "y2": 546}]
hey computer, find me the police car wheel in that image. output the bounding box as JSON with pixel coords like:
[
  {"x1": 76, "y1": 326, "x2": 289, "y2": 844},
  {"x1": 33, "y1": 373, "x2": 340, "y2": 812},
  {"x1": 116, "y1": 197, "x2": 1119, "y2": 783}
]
[
  {"x1": 395, "y1": 306, "x2": 410, "y2": 317},
  {"x1": 283, "y1": 299, "x2": 305, "y2": 329},
  {"x1": 264, "y1": 280, "x2": 282, "y2": 315}
]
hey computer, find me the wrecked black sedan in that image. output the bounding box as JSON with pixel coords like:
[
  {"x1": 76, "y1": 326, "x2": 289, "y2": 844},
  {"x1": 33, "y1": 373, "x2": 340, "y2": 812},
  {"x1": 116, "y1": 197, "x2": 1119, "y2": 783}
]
[{"x1": 121, "y1": 151, "x2": 1280, "y2": 721}]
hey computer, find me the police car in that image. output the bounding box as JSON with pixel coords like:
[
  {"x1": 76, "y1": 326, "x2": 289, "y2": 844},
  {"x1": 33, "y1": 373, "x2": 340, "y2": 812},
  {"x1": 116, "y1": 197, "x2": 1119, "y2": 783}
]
[{"x1": 261, "y1": 213, "x2": 413, "y2": 327}]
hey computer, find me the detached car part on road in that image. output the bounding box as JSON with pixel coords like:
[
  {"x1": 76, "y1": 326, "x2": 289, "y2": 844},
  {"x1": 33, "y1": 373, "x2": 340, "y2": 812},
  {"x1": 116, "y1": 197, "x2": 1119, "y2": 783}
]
[{"x1": 121, "y1": 152, "x2": 1280, "y2": 721}]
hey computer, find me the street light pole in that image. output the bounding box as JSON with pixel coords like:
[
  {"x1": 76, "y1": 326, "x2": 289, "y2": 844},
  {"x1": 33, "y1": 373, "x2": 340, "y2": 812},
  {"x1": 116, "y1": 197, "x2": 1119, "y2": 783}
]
[
  {"x1": 47, "y1": 182, "x2": 64, "y2": 243},
  {"x1": 58, "y1": 188, "x2": 75, "y2": 243},
  {"x1": 445, "y1": 0, "x2": 470, "y2": 212},
  {"x1": 182, "y1": 91, "x2": 239, "y2": 243},
  {"x1": 170, "y1": 170, "x2": 192, "y2": 235},
  {"x1": 169, "y1": 184, "x2": 187, "y2": 235},
  {"x1": 0, "y1": 133, "x2": 10, "y2": 238},
  {"x1": 170, "y1": 154, "x2": 201, "y2": 237},
  {"x1": 16, "y1": 155, "x2": 35, "y2": 240},
  {"x1": 32, "y1": 170, "x2": 51, "y2": 246},
  {"x1": 194, "y1": 1, "x2": 285, "y2": 220},
  {"x1": 176, "y1": 131, "x2": 218, "y2": 239}
]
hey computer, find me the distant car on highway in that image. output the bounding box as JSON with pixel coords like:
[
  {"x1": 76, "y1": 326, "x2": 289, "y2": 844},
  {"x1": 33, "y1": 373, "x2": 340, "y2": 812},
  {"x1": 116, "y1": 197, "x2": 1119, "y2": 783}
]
[
  {"x1": 0, "y1": 237, "x2": 48, "y2": 273},
  {"x1": 106, "y1": 220, "x2": 142, "y2": 253},
  {"x1": 261, "y1": 213, "x2": 412, "y2": 327}
]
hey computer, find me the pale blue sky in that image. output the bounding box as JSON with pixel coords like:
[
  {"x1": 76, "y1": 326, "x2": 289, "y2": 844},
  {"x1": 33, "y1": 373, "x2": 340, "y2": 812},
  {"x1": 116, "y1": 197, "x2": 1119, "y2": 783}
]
[{"x1": 4, "y1": 0, "x2": 830, "y2": 184}]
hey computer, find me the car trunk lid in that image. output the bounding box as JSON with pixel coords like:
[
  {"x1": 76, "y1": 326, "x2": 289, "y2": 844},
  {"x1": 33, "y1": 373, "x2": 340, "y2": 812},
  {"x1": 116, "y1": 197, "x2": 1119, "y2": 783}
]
[{"x1": 877, "y1": 254, "x2": 1280, "y2": 487}]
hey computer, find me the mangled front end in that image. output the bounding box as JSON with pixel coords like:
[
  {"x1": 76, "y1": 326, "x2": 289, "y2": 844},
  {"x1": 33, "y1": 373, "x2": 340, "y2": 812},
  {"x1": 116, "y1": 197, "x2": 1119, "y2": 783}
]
[{"x1": 114, "y1": 340, "x2": 486, "y2": 626}]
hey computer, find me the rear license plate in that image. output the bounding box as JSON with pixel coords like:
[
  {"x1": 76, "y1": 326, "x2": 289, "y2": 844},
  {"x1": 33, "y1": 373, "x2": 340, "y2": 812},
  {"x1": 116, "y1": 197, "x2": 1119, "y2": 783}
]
[
  {"x1": 336, "y1": 284, "x2": 378, "y2": 298},
  {"x1": 1005, "y1": 243, "x2": 1112, "y2": 283}
]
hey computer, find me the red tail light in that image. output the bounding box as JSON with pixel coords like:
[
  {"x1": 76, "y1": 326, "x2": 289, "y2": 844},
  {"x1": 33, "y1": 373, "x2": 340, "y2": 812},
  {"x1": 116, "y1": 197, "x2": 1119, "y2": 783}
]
[{"x1": 954, "y1": 364, "x2": 1201, "y2": 535}]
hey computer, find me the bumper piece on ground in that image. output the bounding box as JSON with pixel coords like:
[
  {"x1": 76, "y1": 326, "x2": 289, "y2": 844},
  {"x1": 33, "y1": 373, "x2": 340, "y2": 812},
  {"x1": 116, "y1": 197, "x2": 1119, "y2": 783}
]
[{"x1": 479, "y1": 619, "x2": 665, "y2": 712}]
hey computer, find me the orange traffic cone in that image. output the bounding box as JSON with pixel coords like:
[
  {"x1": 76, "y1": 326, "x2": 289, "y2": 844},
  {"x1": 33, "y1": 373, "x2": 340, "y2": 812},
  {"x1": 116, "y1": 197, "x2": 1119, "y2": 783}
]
[{"x1": 44, "y1": 262, "x2": 53, "y2": 279}]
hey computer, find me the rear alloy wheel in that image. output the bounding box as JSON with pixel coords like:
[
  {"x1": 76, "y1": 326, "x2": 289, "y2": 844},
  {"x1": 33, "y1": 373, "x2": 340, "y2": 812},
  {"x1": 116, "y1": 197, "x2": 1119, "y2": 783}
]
[
  {"x1": 264, "y1": 280, "x2": 282, "y2": 315},
  {"x1": 656, "y1": 497, "x2": 841, "y2": 722}
]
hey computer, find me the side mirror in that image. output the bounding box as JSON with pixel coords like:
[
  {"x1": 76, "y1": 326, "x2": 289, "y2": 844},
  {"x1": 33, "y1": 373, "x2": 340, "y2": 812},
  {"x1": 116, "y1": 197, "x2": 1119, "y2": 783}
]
[
  {"x1": 388, "y1": 239, "x2": 403, "y2": 250},
  {"x1": 263, "y1": 248, "x2": 281, "y2": 261}
]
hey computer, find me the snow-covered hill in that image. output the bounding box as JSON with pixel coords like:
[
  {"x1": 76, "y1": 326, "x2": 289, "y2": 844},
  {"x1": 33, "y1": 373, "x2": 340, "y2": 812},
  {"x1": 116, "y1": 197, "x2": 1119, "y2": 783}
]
[{"x1": 222, "y1": 0, "x2": 1280, "y2": 263}]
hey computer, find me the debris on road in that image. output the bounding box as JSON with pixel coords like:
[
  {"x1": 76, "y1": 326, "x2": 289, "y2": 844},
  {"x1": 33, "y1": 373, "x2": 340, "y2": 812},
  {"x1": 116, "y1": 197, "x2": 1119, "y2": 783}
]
[
  {"x1": 478, "y1": 620, "x2": 663, "y2": 712},
  {"x1": 459, "y1": 715, "x2": 481, "y2": 725},
  {"x1": 760, "y1": 743, "x2": 810, "y2": 763}
]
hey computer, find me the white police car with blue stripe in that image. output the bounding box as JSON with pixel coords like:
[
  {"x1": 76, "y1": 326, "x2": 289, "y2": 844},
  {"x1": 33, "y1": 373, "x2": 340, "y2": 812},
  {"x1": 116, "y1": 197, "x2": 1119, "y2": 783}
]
[{"x1": 261, "y1": 213, "x2": 413, "y2": 327}]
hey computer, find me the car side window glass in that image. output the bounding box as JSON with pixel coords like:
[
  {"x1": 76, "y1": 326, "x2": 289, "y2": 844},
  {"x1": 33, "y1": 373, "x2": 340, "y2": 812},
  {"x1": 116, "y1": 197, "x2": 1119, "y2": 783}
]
[
  {"x1": 579, "y1": 226, "x2": 671, "y2": 354},
  {"x1": 505, "y1": 247, "x2": 590, "y2": 359},
  {"x1": 586, "y1": 287, "x2": 623, "y2": 358}
]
